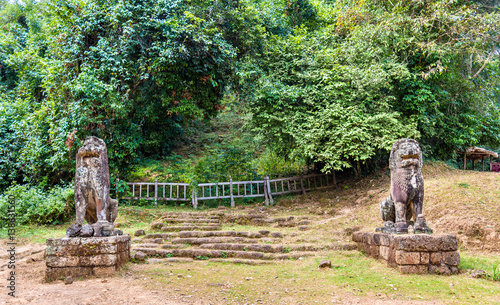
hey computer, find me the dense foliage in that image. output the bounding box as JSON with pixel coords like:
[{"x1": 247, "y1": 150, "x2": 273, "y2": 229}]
[
  {"x1": 194, "y1": 145, "x2": 257, "y2": 182},
  {"x1": 0, "y1": 184, "x2": 74, "y2": 227},
  {"x1": 239, "y1": 0, "x2": 500, "y2": 173},
  {"x1": 0, "y1": 0, "x2": 240, "y2": 189},
  {"x1": 0, "y1": 0, "x2": 499, "y2": 194}
]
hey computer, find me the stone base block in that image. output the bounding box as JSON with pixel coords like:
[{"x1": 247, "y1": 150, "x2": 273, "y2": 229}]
[
  {"x1": 45, "y1": 235, "x2": 131, "y2": 282},
  {"x1": 352, "y1": 232, "x2": 459, "y2": 275}
]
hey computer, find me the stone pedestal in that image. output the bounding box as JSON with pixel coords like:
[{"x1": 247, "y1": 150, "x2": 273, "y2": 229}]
[
  {"x1": 45, "y1": 235, "x2": 131, "y2": 282},
  {"x1": 352, "y1": 232, "x2": 460, "y2": 275}
]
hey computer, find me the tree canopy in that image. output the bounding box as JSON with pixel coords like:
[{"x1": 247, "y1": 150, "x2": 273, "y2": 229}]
[
  {"x1": 238, "y1": 0, "x2": 500, "y2": 173},
  {"x1": 0, "y1": 0, "x2": 240, "y2": 188},
  {"x1": 0, "y1": 0, "x2": 499, "y2": 190}
]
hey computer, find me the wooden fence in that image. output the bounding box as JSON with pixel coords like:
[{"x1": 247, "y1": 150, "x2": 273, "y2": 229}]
[{"x1": 120, "y1": 172, "x2": 336, "y2": 208}]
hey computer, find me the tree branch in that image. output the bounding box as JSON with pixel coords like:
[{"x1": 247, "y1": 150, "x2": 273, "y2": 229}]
[{"x1": 473, "y1": 48, "x2": 495, "y2": 78}]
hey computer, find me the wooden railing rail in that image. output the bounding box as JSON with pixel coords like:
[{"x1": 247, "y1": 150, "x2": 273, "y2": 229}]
[{"x1": 119, "y1": 172, "x2": 336, "y2": 208}]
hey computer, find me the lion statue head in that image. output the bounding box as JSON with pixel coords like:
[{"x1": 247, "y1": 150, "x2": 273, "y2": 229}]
[{"x1": 389, "y1": 138, "x2": 423, "y2": 170}]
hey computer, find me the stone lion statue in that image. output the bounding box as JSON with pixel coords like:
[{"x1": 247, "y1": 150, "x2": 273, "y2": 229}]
[
  {"x1": 377, "y1": 138, "x2": 432, "y2": 234},
  {"x1": 67, "y1": 136, "x2": 118, "y2": 237}
]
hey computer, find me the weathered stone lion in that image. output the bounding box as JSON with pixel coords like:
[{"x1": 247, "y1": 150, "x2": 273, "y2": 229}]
[
  {"x1": 67, "y1": 136, "x2": 118, "y2": 237},
  {"x1": 377, "y1": 138, "x2": 432, "y2": 234}
]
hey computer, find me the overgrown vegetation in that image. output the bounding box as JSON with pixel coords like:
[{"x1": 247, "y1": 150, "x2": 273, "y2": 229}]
[
  {"x1": 0, "y1": 184, "x2": 74, "y2": 227},
  {"x1": 239, "y1": 0, "x2": 500, "y2": 173},
  {"x1": 0, "y1": 0, "x2": 243, "y2": 189},
  {"x1": 1, "y1": 0, "x2": 499, "y2": 199}
]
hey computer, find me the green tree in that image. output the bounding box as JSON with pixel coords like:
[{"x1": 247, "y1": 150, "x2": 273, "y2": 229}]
[
  {"x1": 0, "y1": 0, "x2": 239, "y2": 189},
  {"x1": 239, "y1": 0, "x2": 500, "y2": 172}
]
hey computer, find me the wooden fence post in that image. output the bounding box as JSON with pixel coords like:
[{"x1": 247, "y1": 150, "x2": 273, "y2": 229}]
[
  {"x1": 230, "y1": 177, "x2": 235, "y2": 208},
  {"x1": 263, "y1": 177, "x2": 269, "y2": 206},
  {"x1": 299, "y1": 174, "x2": 306, "y2": 195},
  {"x1": 266, "y1": 176, "x2": 274, "y2": 205},
  {"x1": 192, "y1": 187, "x2": 198, "y2": 209},
  {"x1": 154, "y1": 179, "x2": 158, "y2": 207}
]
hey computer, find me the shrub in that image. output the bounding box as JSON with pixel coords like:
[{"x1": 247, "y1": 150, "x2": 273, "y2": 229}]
[
  {"x1": 0, "y1": 184, "x2": 74, "y2": 227},
  {"x1": 193, "y1": 145, "x2": 258, "y2": 183},
  {"x1": 254, "y1": 150, "x2": 306, "y2": 178}
]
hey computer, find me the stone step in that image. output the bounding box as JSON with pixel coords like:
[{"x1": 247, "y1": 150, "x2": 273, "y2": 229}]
[
  {"x1": 162, "y1": 211, "x2": 211, "y2": 215},
  {"x1": 133, "y1": 242, "x2": 356, "y2": 253},
  {"x1": 146, "y1": 257, "x2": 194, "y2": 264},
  {"x1": 161, "y1": 212, "x2": 221, "y2": 218},
  {"x1": 182, "y1": 249, "x2": 266, "y2": 260},
  {"x1": 134, "y1": 248, "x2": 265, "y2": 259},
  {"x1": 134, "y1": 248, "x2": 169, "y2": 256},
  {"x1": 251, "y1": 218, "x2": 276, "y2": 225},
  {"x1": 276, "y1": 221, "x2": 298, "y2": 227},
  {"x1": 266, "y1": 251, "x2": 318, "y2": 260},
  {"x1": 164, "y1": 257, "x2": 194, "y2": 263},
  {"x1": 270, "y1": 232, "x2": 284, "y2": 238},
  {"x1": 177, "y1": 222, "x2": 221, "y2": 226},
  {"x1": 146, "y1": 257, "x2": 272, "y2": 265},
  {"x1": 171, "y1": 237, "x2": 281, "y2": 245},
  {"x1": 171, "y1": 222, "x2": 222, "y2": 227},
  {"x1": 139, "y1": 238, "x2": 164, "y2": 244},
  {"x1": 224, "y1": 214, "x2": 272, "y2": 224},
  {"x1": 176, "y1": 221, "x2": 220, "y2": 225},
  {"x1": 288, "y1": 243, "x2": 357, "y2": 251},
  {"x1": 209, "y1": 211, "x2": 225, "y2": 216},
  {"x1": 160, "y1": 226, "x2": 221, "y2": 232},
  {"x1": 163, "y1": 218, "x2": 219, "y2": 223},
  {"x1": 144, "y1": 233, "x2": 179, "y2": 239},
  {"x1": 161, "y1": 244, "x2": 189, "y2": 249},
  {"x1": 275, "y1": 217, "x2": 297, "y2": 222},
  {"x1": 163, "y1": 217, "x2": 220, "y2": 223},
  {"x1": 133, "y1": 243, "x2": 159, "y2": 248},
  {"x1": 200, "y1": 243, "x2": 284, "y2": 253},
  {"x1": 179, "y1": 231, "x2": 263, "y2": 238},
  {"x1": 134, "y1": 248, "x2": 317, "y2": 261},
  {"x1": 208, "y1": 258, "x2": 273, "y2": 265},
  {"x1": 198, "y1": 243, "x2": 348, "y2": 253},
  {"x1": 133, "y1": 243, "x2": 190, "y2": 250}
]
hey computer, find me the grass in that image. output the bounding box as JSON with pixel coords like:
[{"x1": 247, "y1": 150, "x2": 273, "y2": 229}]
[
  {"x1": 0, "y1": 224, "x2": 68, "y2": 244},
  {"x1": 460, "y1": 252, "x2": 500, "y2": 282},
  {"x1": 135, "y1": 250, "x2": 500, "y2": 305}
]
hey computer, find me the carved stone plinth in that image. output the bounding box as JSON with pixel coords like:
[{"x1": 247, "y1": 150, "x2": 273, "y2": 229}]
[
  {"x1": 45, "y1": 235, "x2": 131, "y2": 282},
  {"x1": 352, "y1": 232, "x2": 460, "y2": 275}
]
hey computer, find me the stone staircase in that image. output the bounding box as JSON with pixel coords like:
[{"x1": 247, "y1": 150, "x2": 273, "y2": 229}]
[
  {"x1": 149, "y1": 211, "x2": 224, "y2": 232},
  {"x1": 132, "y1": 210, "x2": 356, "y2": 265}
]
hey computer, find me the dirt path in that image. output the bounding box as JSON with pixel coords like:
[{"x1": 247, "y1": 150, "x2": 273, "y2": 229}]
[
  {"x1": 2, "y1": 276, "x2": 186, "y2": 305},
  {"x1": 0, "y1": 240, "x2": 186, "y2": 305}
]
